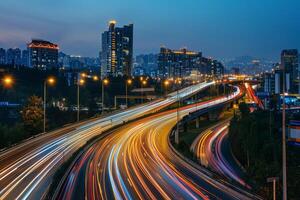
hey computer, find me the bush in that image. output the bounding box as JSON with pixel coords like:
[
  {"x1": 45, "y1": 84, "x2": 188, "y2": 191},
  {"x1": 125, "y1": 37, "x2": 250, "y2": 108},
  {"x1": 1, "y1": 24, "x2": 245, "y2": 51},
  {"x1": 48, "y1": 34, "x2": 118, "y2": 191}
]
[{"x1": 0, "y1": 123, "x2": 27, "y2": 149}]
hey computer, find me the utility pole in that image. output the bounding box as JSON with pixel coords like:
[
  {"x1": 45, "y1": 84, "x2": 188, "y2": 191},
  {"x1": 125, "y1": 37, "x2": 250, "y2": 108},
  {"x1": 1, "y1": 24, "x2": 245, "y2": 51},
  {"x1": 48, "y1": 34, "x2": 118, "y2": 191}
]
[
  {"x1": 175, "y1": 89, "x2": 180, "y2": 144},
  {"x1": 102, "y1": 81, "x2": 104, "y2": 112},
  {"x1": 43, "y1": 77, "x2": 55, "y2": 133},
  {"x1": 282, "y1": 66, "x2": 287, "y2": 200},
  {"x1": 175, "y1": 79, "x2": 181, "y2": 145},
  {"x1": 43, "y1": 81, "x2": 47, "y2": 133},
  {"x1": 77, "y1": 81, "x2": 80, "y2": 122}
]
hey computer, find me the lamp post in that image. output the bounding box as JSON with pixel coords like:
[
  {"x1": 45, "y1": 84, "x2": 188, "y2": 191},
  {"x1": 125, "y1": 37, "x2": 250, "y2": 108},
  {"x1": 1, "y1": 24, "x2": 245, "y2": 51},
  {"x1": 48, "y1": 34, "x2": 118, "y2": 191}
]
[
  {"x1": 126, "y1": 79, "x2": 132, "y2": 108},
  {"x1": 102, "y1": 78, "x2": 109, "y2": 113},
  {"x1": 164, "y1": 80, "x2": 170, "y2": 97},
  {"x1": 77, "y1": 78, "x2": 85, "y2": 122},
  {"x1": 282, "y1": 66, "x2": 287, "y2": 200},
  {"x1": 175, "y1": 78, "x2": 182, "y2": 145},
  {"x1": 141, "y1": 79, "x2": 147, "y2": 104},
  {"x1": 43, "y1": 77, "x2": 55, "y2": 133}
]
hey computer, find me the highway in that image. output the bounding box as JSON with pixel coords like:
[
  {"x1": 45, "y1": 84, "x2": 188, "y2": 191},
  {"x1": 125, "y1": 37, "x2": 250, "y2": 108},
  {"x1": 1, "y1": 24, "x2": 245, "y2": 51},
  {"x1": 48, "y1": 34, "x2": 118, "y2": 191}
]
[
  {"x1": 57, "y1": 86, "x2": 259, "y2": 200},
  {"x1": 0, "y1": 81, "x2": 213, "y2": 200},
  {"x1": 190, "y1": 120, "x2": 251, "y2": 189},
  {"x1": 244, "y1": 83, "x2": 264, "y2": 109}
]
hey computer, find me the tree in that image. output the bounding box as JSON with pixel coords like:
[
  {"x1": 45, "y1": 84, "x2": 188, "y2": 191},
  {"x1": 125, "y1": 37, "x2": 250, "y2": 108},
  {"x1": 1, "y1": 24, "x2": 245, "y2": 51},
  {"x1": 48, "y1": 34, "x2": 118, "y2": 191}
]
[{"x1": 21, "y1": 95, "x2": 44, "y2": 134}]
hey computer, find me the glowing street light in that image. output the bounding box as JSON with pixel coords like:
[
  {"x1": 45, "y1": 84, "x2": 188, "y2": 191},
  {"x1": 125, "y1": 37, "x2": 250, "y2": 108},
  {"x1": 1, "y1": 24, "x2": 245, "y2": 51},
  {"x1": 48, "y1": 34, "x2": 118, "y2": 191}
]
[
  {"x1": 93, "y1": 75, "x2": 99, "y2": 81},
  {"x1": 141, "y1": 79, "x2": 147, "y2": 104},
  {"x1": 164, "y1": 80, "x2": 170, "y2": 87},
  {"x1": 126, "y1": 79, "x2": 133, "y2": 107},
  {"x1": 164, "y1": 80, "x2": 170, "y2": 97},
  {"x1": 102, "y1": 78, "x2": 109, "y2": 113},
  {"x1": 76, "y1": 78, "x2": 85, "y2": 122},
  {"x1": 2, "y1": 75, "x2": 14, "y2": 88},
  {"x1": 43, "y1": 77, "x2": 56, "y2": 133}
]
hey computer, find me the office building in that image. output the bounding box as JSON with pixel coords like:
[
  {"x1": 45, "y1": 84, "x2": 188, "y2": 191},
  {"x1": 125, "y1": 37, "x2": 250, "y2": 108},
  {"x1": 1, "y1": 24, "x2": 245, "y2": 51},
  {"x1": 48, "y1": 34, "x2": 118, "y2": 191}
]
[
  {"x1": 210, "y1": 59, "x2": 224, "y2": 77},
  {"x1": 281, "y1": 49, "x2": 299, "y2": 93},
  {"x1": 6, "y1": 48, "x2": 15, "y2": 65},
  {"x1": 0, "y1": 48, "x2": 5, "y2": 65},
  {"x1": 158, "y1": 47, "x2": 224, "y2": 79},
  {"x1": 21, "y1": 49, "x2": 29, "y2": 67},
  {"x1": 14, "y1": 48, "x2": 22, "y2": 65},
  {"x1": 134, "y1": 54, "x2": 158, "y2": 77},
  {"x1": 158, "y1": 47, "x2": 202, "y2": 78},
  {"x1": 101, "y1": 20, "x2": 133, "y2": 77},
  {"x1": 263, "y1": 63, "x2": 292, "y2": 95},
  {"x1": 28, "y1": 39, "x2": 59, "y2": 70}
]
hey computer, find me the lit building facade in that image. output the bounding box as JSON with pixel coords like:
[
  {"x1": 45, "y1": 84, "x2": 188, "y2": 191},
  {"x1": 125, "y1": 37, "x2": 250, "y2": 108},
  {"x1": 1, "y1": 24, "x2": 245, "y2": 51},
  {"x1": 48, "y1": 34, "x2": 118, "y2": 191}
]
[
  {"x1": 101, "y1": 20, "x2": 133, "y2": 78},
  {"x1": 158, "y1": 47, "x2": 202, "y2": 78},
  {"x1": 28, "y1": 39, "x2": 59, "y2": 70},
  {"x1": 6, "y1": 48, "x2": 19, "y2": 65},
  {"x1": 158, "y1": 47, "x2": 224, "y2": 78},
  {"x1": 0, "y1": 48, "x2": 5, "y2": 65},
  {"x1": 21, "y1": 49, "x2": 29, "y2": 67},
  {"x1": 280, "y1": 49, "x2": 299, "y2": 93}
]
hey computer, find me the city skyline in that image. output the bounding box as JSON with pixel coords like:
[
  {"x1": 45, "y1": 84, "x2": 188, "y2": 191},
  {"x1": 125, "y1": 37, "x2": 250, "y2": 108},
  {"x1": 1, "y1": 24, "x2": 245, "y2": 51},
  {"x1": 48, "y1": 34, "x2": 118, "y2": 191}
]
[{"x1": 0, "y1": 0, "x2": 299, "y2": 60}]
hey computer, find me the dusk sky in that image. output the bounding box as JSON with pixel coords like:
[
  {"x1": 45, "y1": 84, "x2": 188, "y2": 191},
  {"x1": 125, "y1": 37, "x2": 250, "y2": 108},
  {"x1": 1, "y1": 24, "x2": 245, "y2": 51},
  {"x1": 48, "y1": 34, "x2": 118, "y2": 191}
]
[{"x1": 0, "y1": 0, "x2": 299, "y2": 60}]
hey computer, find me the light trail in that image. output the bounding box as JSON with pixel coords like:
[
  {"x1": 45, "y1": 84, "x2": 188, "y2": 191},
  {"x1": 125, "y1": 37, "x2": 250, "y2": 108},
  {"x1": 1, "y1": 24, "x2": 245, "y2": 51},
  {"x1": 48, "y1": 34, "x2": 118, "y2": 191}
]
[
  {"x1": 191, "y1": 120, "x2": 251, "y2": 189},
  {"x1": 0, "y1": 82, "x2": 213, "y2": 199},
  {"x1": 57, "y1": 86, "x2": 259, "y2": 200}
]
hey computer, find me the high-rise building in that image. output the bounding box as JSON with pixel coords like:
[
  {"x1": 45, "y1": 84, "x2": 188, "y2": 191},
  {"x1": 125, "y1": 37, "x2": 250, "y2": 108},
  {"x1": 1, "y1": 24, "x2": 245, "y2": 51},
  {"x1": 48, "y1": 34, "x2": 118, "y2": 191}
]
[
  {"x1": 210, "y1": 59, "x2": 224, "y2": 77},
  {"x1": 6, "y1": 48, "x2": 15, "y2": 65},
  {"x1": 281, "y1": 49, "x2": 299, "y2": 93},
  {"x1": 101, "y1": 20, "x2": 133, "y2": 77},
  {"x1": 158, "y1": 47, "x2": 202, "y2": 78},
  {"x1": 134, "y1": 54, "x2": 158, "y2": 77},
  {"x1": 157, "y1": 47, "x2": 223, "y2": 79},
  {"x1": 0, "y1": 48, "x2": 5, "y2": 65},
  {"x1": 5, "y1": 48, "x2": 22, "y2": 66},
  {"x1": 28, "y1": 39, "x2": 59, "y2": 70},
  {"x1": 14, "y1": 48, "x2": 22, "y2": 66},
  {"x1": 21, "y1": 49, "x2": 29, "y2": 67}
]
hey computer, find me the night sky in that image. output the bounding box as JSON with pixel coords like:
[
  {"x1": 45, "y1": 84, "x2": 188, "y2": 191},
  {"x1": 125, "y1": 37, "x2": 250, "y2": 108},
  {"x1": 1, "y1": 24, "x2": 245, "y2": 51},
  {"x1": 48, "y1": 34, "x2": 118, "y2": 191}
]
[{"x1": 0, "y1": 0, "x2": 299, "y2": 60}]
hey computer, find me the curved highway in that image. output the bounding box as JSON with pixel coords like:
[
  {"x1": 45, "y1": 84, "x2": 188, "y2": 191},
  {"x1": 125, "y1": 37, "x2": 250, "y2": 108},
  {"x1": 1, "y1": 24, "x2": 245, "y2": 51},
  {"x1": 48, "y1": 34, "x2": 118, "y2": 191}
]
[
  {"x1": 190, "y1": 120, "x2": 251, "y2": 189},
  {"x1": 57, "y1": 86, "x2": 258, "y2": 200},
  {"x1": 0, "y1": 82, "x2": 213, "y2": 199}
]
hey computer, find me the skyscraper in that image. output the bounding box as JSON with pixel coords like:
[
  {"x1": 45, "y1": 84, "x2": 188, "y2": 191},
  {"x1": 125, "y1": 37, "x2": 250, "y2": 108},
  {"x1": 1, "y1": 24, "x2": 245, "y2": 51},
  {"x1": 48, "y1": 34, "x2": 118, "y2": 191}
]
[
  {"x1": 158, "y1": 47, "x2": 202, "y2": 78},
  {"x1": 21, "y1": 49, "x2": 29, "y2": 67},
  {"x1": 101, "y1": 20, "x2": 133, "y2": 77},
  {"x1": 281, "y1": 49, "x2": 299, "y2": 93},
  {"x1": 28, "y1": 39, "x2": 59, "y2": 70},
  {"x1": 0, "y1": 48, "x2": 5, "y2": 65},
  {"x1": 6, "y1": 48, "x2": 15, "y2": 65},
  {"x1": 14, "y1": 48, "x2": 22, "y2": 66}
]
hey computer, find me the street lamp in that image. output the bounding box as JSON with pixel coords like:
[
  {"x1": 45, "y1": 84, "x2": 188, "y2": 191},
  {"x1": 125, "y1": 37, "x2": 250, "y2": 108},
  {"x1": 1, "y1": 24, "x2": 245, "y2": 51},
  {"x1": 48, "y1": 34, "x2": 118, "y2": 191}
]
[
  {"x1": 282, "y1": 65, "x2": 287, "y2": 200},
  {"x1": 102, "y1": 78, "x2": 109, "y2": 113},
  {"x1": 93, "y1": 75, "x2": 99, "y2": 81},
  {"x1": 126, "y1": 79, "x2": 133, "y2": 108},
  {"x1": 141, "y1": 79, "x2": 147, "y2": 104},
  {"x1": 164, "y1": 80, "x2": 170, "y2": 97},
  {"x1": 175, "y1": 78, "x2": 181, "y2": 145},
  {"x1": 43, "y1": 77, "x2": 56, "y2": 133},
  {"x1": 77, "y1": 78, "x2": 85, "y2": 122},
  {"x1": 2, "y1": 75, "x2": 14, "y2": 88}
]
